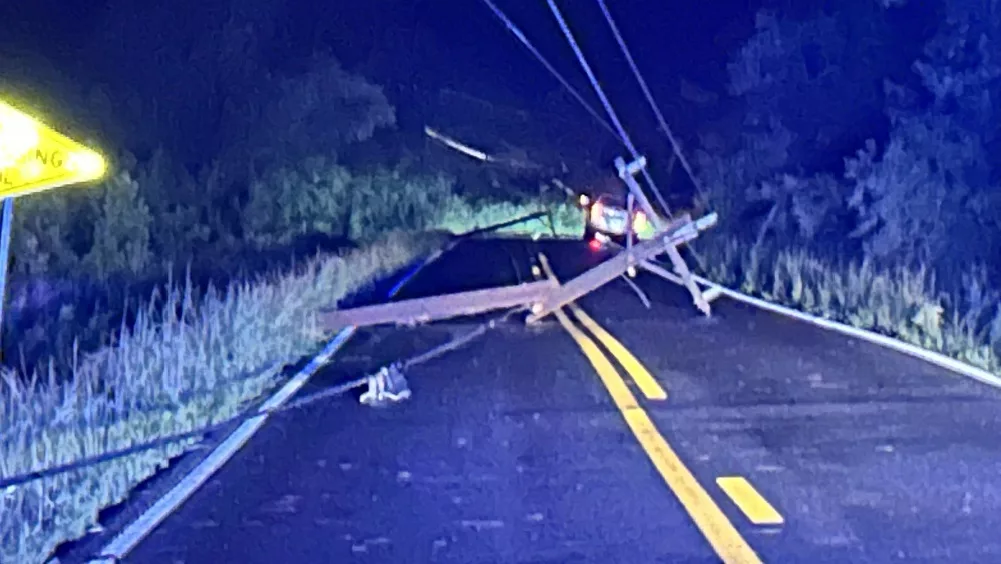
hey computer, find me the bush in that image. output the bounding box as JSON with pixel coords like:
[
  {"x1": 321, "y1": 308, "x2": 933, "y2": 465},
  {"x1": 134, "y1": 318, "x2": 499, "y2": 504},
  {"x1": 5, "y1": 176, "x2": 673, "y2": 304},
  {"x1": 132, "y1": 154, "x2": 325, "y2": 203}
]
[
  {"x1": 242, "y1": 157, "x2": 354, "y2": 247},
  {"x1": 346, "y1": 167, "x2": 456, "y2": 241},
  {"x1": 83, "y1": 171, "x2": 154, "y2": 278},
  {"x1": 435, "y1": 198, "x2": 583, "y2": 238}
]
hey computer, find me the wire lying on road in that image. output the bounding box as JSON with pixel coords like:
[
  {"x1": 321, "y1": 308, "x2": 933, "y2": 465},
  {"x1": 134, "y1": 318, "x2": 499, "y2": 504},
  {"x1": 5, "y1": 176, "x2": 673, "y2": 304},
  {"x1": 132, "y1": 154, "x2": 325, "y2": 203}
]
[
  {"x1": 4, "y1": 214, "x2": 552, "y2": 493},
  {"x1": 0, "y1": 306, "x2": 524, "y2": 493}
]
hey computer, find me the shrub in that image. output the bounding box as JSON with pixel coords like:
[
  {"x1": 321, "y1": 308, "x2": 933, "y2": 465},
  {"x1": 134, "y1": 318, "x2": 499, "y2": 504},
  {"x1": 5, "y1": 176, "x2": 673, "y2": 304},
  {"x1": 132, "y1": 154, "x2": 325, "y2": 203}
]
[
  {"x1": 435, "y1": 198, "x2": 583, "y2": 238},
  {"x1": 242, "y1": 157, "x2": 353, "y2": 247},
  {"x1": 83, "y1": 171, "x2": 154, "y2": 279},
  {"x1": 347, "y1": 167, "x2": 456, "y2": 241}
]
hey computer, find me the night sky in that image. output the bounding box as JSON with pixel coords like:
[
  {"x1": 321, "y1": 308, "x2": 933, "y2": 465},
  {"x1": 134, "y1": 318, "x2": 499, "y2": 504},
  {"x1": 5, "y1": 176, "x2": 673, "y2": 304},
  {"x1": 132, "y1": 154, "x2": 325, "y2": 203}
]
[{"x1": 1, "y1": 0, "x2": 763, "y2": 152}]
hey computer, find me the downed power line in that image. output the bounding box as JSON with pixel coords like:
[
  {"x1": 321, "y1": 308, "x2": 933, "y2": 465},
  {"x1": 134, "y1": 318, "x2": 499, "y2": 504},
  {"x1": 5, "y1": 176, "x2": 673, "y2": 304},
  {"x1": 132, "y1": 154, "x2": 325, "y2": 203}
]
[{"x1": 0, "y1": 306, "x2": 524, "y2": 492}]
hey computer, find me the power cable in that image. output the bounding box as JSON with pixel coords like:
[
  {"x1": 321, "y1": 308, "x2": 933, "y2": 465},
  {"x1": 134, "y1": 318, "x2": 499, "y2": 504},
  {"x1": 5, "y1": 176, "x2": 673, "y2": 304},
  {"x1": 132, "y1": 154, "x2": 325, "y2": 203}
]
[
  {"x1": 544, "y1": 0, "x2": 673, "y2": 218},
  {"x1": 0, "y1": 308, "x2": 522, "y2": 492},
  {"x1": 594, "y1": 0, "x2": 712, "y2": 211},
  {"x1": 478, "y1": 0, "x2": 624, "y2": 145}
]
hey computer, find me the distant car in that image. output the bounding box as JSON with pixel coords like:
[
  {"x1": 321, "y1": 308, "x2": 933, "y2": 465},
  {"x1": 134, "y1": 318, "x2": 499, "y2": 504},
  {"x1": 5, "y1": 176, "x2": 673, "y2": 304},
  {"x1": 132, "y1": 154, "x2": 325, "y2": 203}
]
[{"x1": 578, "y1": 192, "x2": 650, "y2": 250}]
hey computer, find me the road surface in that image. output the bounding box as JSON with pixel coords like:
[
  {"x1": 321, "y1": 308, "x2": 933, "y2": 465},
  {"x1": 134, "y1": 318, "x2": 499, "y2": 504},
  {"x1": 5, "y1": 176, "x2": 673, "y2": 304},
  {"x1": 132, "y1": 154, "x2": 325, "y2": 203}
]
[{"x1": 102, "y1": 239, "x2": 1001, "y2": 563}]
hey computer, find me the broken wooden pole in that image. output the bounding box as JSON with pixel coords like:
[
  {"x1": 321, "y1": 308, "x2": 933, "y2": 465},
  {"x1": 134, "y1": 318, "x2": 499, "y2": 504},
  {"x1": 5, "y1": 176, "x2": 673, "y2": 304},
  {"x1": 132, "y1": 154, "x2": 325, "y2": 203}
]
[
  {"x1": 638, "y1": 259, "x2": 685, "y2": 286},
  {"x1": 525, "y1": 206, "x2": 722, "y2": 324},
  {"x1": 319, "y1": 279, "x2": 557, "y2": 331},
  {"x1": 525, "y1": 217, "x2": 692, "y2": 324},
  {"x1": 614, "y1": 155, "x2": 714, "y2": 317}
]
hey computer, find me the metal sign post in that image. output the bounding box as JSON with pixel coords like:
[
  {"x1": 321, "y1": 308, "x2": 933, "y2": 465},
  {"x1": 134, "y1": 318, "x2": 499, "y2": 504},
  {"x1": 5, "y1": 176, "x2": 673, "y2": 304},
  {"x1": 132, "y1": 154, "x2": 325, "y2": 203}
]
[{"x1": 0, "y1": 198, "x2": 12, "y2": 359}]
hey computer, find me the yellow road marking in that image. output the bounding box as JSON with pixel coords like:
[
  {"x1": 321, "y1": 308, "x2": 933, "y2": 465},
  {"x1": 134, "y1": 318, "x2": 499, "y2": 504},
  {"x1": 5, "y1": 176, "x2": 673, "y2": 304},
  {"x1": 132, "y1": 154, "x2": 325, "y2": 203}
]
[
  {"x1": 716, "y1": 477, "x2": 785, "y2": 526},
  {"x1": 533, "y1": 253, "x2": 666, "y2": 400},
  {"x1": 551, "y1": 306, "x2": 763, "y2": 564},
  {"x1": 567, "y1": 304, "x2": 667, "y2": 400}
]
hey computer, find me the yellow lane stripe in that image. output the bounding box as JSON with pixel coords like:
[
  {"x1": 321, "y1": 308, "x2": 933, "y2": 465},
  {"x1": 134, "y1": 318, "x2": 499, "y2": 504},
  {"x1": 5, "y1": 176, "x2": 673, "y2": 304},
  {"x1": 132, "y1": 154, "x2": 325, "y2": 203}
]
[
  {"x1": 716, "y1": 477, "x2": 785, "y2": 526},
  {"x1": 551, "y1": 307, "x2": 763, "y2": 564},
  {"x1": 532, "y1": 253, "x2": 666, "y2": 400},
  {"x1": 567, "y1": 304, "x2": 667, "y2": 400}
]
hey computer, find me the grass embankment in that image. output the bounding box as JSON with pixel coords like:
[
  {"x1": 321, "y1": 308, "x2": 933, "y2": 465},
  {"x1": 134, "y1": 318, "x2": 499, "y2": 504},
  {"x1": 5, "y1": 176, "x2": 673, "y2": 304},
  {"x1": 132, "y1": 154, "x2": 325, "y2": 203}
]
[
  {"x1": 0, "y1": 230, "x2": 443, "y2": 564},
  {"x1": 696, "y1": 236, "x2": 1001, "y2": 375}
]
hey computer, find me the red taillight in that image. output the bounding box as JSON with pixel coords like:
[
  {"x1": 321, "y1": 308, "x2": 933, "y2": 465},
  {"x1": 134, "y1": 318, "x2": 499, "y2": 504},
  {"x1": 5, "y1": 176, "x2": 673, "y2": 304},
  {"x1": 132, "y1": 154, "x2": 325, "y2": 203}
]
[{"x1": 588, "y1": 238, "x2": 602, "y2": 251}]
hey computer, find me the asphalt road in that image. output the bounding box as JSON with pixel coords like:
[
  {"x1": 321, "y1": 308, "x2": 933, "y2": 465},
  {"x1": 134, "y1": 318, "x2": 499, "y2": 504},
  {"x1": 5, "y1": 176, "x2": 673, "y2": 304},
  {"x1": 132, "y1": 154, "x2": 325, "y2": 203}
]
[{"x1": 118, "y1": 238, "x2": 1001, "y2": 564}]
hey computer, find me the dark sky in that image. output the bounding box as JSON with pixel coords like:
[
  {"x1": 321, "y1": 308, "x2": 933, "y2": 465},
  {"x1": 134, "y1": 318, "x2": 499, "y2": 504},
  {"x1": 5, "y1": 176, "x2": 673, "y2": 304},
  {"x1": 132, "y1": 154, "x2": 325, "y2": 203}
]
[
  {"x1": 1, "y1": 0, "x2": 759, "y2": 105},
  {"x1": 304, "y1": 0, "x2": 759, "y2": 98},
  {"x1": 0, "y1": 0, "x2": 765, "y2": 169},
  {"x1": 289, "y1": 0, "x2": 763, "y2": 159}
]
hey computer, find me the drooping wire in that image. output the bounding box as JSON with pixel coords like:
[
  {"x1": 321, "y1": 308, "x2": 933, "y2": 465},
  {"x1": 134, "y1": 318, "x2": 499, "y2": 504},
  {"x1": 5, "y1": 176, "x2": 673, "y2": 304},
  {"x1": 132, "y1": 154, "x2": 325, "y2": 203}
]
[
  {"x1": 478, "y1": 0, "x2": 623, "y2": 145},
  {"x1": 544, "y1": 0, "x2": 673, "y2": 218},
  {"x1": 594, "y1": 0, "x2": 711, "y2": 211}
]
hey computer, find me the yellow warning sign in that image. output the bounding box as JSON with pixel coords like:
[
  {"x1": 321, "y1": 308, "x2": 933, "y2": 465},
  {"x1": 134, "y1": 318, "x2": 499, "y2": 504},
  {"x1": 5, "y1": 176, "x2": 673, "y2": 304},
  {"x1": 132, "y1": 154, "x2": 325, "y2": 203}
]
[{"x1": 0, "y1": 99, "x2": 106, "y2": 199}]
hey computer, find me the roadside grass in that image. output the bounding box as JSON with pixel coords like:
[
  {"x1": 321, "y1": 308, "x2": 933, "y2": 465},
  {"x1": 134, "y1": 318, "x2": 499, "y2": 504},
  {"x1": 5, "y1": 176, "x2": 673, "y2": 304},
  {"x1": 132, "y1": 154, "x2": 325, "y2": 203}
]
[
  {"x1": 0, "y1": 230, "x2": 444, "y2": 564},
  {"x1": 436, "y1": 198, "x2": 584, "y2": 238},
  {"x1": 696, "y1": 235, "x2": 1001, "y2": 375}
]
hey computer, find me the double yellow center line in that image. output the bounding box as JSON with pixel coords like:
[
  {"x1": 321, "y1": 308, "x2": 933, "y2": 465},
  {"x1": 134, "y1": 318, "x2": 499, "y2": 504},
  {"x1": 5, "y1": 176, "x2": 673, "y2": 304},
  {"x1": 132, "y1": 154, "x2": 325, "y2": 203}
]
[
  {"x1": 536, "y1": 257, "x2": 763, "y2": 564},
  {"x1": 567, "y1": 305, "x2": 667, "y2": 401}
]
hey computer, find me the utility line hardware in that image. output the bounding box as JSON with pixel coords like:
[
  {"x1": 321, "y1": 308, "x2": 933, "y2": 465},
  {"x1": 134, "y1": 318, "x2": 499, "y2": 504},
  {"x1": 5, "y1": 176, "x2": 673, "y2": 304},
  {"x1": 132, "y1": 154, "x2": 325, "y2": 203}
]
[{"x1": 359, "y1": 363, "x2": 412, "y2": 407}]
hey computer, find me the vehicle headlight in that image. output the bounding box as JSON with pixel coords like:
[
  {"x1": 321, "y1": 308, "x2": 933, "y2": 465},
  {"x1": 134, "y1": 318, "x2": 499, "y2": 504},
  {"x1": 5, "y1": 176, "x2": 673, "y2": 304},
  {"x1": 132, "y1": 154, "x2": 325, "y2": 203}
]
[{"x1": 634, "y1": 211, "x2": 648, "y2": 232}]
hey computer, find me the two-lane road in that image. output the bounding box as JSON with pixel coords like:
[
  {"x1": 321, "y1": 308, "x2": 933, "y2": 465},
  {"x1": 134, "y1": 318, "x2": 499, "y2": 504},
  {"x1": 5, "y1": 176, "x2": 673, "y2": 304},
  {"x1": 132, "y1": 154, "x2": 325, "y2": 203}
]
[{"x1": 108, "y1": 238, "x2": 1001, "y2": 563}]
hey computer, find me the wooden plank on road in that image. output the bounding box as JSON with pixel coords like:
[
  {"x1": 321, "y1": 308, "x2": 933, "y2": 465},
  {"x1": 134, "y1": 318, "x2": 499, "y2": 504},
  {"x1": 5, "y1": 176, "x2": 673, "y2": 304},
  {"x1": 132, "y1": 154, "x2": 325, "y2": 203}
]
[{"x1": 319, "y1": 279, "x2": 556, "y2": 330}]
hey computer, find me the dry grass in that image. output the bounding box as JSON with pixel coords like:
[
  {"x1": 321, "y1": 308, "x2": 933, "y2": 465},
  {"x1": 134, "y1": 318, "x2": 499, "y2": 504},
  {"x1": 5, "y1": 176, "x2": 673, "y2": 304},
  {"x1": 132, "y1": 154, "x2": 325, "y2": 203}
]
[
  {"x1": 0, "y1": 230, "x2": 444, "y2": 564},
  {"x1": 698, "y1": 236, "x2": 1001, "y2": 375}
]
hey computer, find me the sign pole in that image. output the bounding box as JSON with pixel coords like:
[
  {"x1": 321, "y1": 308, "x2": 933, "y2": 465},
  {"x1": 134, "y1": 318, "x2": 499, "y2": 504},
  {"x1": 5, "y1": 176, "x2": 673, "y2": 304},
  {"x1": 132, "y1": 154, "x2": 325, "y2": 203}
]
[{"x1": 0, "y1": 197, "x2": 12, "y2": 361}]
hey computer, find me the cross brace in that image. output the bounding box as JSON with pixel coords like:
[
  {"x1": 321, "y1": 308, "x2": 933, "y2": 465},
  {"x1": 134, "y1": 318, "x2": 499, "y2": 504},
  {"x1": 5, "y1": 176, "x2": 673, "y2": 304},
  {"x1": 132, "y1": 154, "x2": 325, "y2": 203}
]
[{"x1": 615, "y1": 155, "x2": 712, "y2": 316}]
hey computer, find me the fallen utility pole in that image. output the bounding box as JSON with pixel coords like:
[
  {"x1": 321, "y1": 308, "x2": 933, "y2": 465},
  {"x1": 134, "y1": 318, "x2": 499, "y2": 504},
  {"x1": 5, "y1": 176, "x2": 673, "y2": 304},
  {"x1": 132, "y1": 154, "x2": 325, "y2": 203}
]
[
  {"x1": 524, "y1": 212, "x2": 700, "y2": 324},
  {"x1": 317, "y1": 147, "x2": 720, "y2": 335},
  {"x1": 319, "y1": 279, "x2": 555, "y2": 331},
  {"x1": 318, "y1": 206, "x2": 717, "y2": 334},
  {"x1": 614, "y1": 155, "x2": 712, "y2": 316}
]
